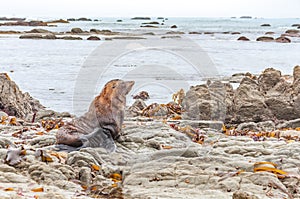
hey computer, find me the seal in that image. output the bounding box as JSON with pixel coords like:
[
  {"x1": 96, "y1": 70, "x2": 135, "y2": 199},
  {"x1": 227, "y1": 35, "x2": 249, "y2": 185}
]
[{"x1": 55, "y1": 79, "x2": 134, "y2": 152}]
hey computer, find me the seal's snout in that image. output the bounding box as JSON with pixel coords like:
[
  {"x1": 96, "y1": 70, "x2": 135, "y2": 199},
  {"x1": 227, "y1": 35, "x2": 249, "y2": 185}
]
[{"x1": 124, "y1": 81, "x2": 135, "y2": 94}]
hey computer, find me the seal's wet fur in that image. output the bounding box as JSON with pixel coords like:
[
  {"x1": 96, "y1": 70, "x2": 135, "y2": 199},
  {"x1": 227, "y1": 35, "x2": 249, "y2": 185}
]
[{"x1": 56, "y1": 79, "x2": 134, "y2": 152}]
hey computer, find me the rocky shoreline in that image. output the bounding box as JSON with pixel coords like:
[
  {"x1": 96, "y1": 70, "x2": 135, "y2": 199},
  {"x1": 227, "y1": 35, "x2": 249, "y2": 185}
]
[
  {"x1": 0, "y1": 17, "x2": 299, "y2": 42},
  {"x1": 0, "y1": 66, "x2": 300, "y2": 198}
]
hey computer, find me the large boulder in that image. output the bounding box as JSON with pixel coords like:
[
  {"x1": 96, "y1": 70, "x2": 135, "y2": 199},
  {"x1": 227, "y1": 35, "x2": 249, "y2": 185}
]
[
  {"x1": 258, "y1": 68, "x2": 282, "y2": 92},
  {"x1": 0, "y1": 73, "x2": 44, "y2": 118},
  {"x1": 182, "y1": 81, "x2": 232, "y2": 121},
  {"x1": 232, "y1": 77, "x2": 271, "y2": 123}
]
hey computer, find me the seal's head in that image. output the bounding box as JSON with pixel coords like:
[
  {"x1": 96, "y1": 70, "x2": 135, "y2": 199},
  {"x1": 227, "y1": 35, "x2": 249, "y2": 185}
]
[{"x1": 100, "y1": 79, "x2": 135, "y2": 101}]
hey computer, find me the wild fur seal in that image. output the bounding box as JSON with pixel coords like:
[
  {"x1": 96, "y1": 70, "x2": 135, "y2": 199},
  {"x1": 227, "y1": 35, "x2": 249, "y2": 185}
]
[{"x1": 55, "y1": 79, "x2": 134, "y2": 152}]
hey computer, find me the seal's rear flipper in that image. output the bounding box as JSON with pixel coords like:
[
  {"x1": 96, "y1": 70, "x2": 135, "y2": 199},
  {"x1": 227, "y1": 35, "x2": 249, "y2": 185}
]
[
  {"x1": 54, "y1": 144, "x2": 80, "y2": 152},
  {"x1": 80, "y1": 128, "x2": 116, "y2": 153}
]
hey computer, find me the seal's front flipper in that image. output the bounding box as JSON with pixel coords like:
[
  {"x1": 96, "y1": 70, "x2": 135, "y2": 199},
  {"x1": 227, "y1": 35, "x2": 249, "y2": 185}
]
[{"x1": 79, "y1": 128, "x2": 116, "y2": 153}]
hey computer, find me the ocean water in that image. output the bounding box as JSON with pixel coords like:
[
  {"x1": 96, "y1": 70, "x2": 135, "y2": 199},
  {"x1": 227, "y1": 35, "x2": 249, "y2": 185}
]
[{"x1": 0, "y1": 17, "x2": 300, "y2": 115}]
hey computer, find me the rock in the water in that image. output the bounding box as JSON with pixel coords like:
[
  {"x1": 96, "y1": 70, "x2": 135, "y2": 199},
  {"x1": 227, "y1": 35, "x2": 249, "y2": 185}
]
[
  {"x1": 87, "y1": 36, "x2": 101, "y2": 40},
  {"x1": 256, "y1": 36, "x2": 274, "y2": 42},
  {"x1": 265, "y1": 31, "x2": 274, "y2": 35},
  {"x1": 59, "y1": 36, "x2": 82, "y2": 40},
  {"x1": 131, "y1": 17, "x2": 151, "y2": 20},
  {"x1": 237, "y1": 36, "x2": 250, "y2": 41},
  {"x1": 20, "y1": 33, "x2": 43, "y2": 39},
  {"x1": 47, "y1": 19, "x2": 69, "y2": 24},
  {"x1": 19, "y1": 33, "x2": 57, "y2": 40},
  {"x1": 26, "y1": 28, "x2": 52, "y2": 33},
  {"x1": 275, "y1": 36, "x2": 291, "y2": 43},
  {"x1": 71, "y1": 28, "x2": 84, "y2": 34},
  {"x1": 260, "y1": 24, "x2": 271, "y2": 27},
  {"x1": 0, "y1": 73, "x2": 44, "y2": 118},
  {"x1": 170, "y1": 25, "x2": 178, "y2": 28},
  {"x1": 285, "y1": 29, "x2": 300, "y2": 34}
]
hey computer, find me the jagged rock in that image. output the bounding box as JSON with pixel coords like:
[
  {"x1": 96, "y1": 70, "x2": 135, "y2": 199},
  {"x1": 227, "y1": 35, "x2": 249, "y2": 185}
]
[
  {"x1": 127, "y1": 99, "x2": 147, "y2": 117},
  {"x1": 182, "y1": 81, "x2": 231, "y2": 121},
  {"x1": 233, "y1": 77, "x2": 271, "y2": 123},
  {"x1": 258, "y1": 68, "x2": 282, "y2": 92},
  {"x1": 0, "y1": 73, "x2": 44, "y2": 118},
  {"x1": 293, "y1": 65, "x2": 300, "y2": 95}
]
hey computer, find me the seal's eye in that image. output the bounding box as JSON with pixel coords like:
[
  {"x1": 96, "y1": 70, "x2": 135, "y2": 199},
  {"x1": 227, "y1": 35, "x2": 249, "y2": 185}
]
[{"x1": 112, "y1": 85, "x2": 116, "y2": 89}]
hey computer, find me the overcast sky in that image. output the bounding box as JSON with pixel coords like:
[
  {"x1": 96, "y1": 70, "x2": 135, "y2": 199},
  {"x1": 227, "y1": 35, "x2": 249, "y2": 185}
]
[{"x1": 1, "y1": 0, "x2": 299, "y2": 18}]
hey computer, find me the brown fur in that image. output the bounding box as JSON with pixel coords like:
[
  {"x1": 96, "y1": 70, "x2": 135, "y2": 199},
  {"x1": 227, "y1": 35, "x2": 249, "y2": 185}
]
[{"x1": 56, "y1": 79, "x2": 134, "y2": 149}]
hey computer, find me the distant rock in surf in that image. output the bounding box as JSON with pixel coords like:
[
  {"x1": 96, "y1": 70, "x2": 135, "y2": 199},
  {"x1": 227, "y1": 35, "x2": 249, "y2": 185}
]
[
  {"x1": 131, "y1": 17, "x2": 151, "y2": 20},
  {"x1": 237, "y1": 36, "x2": 250, "y2": 41},
  {"x1": 256, "y1": 36, "x2": 274, "y2": 42}
]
